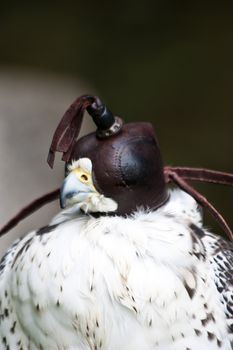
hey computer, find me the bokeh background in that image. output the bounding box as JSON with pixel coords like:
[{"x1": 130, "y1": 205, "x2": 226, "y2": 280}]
[{"x1": 0, "y1": 1, "x2": 232, "y2": 255}]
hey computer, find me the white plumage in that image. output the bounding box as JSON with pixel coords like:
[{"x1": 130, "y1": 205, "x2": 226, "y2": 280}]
[{"x1": 0, "y1": 188, "x2": 232, "y2": 350}]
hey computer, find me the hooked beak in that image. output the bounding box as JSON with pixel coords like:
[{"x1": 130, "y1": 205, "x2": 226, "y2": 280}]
[{"x1": 60, "y1": 171, "x2": 95, "y2": 209}]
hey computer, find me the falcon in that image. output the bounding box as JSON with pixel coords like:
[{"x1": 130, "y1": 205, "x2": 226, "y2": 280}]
[{"x1": 0, "y1": 95, "x2": 233, "y2": 350}]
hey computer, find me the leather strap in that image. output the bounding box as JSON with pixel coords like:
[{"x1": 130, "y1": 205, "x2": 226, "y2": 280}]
[
  {"x1": 0, "y1": 189, "x2": 59, "y2": 236},
  {"x1": 47, "y1": 95, "x2": 95, "y2": 168},
  {"x1": 164, "y1": 166, "x2": 233, "y2": 186},
  {"x1": 0, "y1": 167, "x2": 232, "y2": 240},
  {"x1": 164, "y1": 167, "x2": 233, "y2": 241}
]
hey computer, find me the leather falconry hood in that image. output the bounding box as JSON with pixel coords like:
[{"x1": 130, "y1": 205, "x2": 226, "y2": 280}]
[
  {"x1": 0, "y1": 94, "x2": 233, "y2": 242},
  {"x1": 47, "y1": 94, "x2": 169, "y2": 215}
]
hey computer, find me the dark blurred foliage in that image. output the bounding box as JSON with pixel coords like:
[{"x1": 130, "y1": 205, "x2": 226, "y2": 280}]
[{"x1": 0, "y1": 0, "x2": 232, "y2": 233}]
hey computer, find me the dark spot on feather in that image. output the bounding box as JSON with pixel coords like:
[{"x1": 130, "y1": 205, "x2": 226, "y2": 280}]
[
  {"x1": 216, "y1": 254, "x2": 223, "y2": 260},
  {"x1": 36, "y1": 224, "x2": 59, "y2": 236},
  {"x1": 207, "y1": 331, "x2": 215, "y2": 341},
  {"x1": 217, "y1": 286, "x2": 224, "y2": 293},
  {"x1": 201, "y1": 313, "x2": 215, "y2": 326},
  {"x1": 193, "y1": 251, "x2": 205, "y2": 260},
  {"x1": 226, "y1": 303, "x2": 233, "y2": 315},
  {"x1": 12, "y1": 237, "x2": 33, "y2": 267},
  {"x1": 133, "y1": 306, "x2": 138, "y2": 313},
  {"x1": 224, "y1": 261, "x2": 231, "y2": 270},
  {"x1": 228, "y1": 323, "x2": 233, "y2": 333},
  {"x1": 4, "y1": 308, "x2": 9, "y2": 317},
  {"x1": 224, "y1": 270, "x2": 232, "y2": 280},
  {"x1": 10, "y1": 320, "x2": 16, "y2": 333},
  {"x1": 190, "y1": 223, "x2": 205, "y2": 238},
  {"x1": 183, "y1": 280, "x2": 195, "y2": 299},
  {"x1": 0, "y1": 250, "x2": 10, "y2": 273},
  {"x1": 25, "y1": 243, "x2": 30, "y2": 252},
  {"x1": 194, "y1": 329, "x2": 201, "y2": 336},
  {"x1": 219, "y1": 277, "x2": 226, "y2": 288}
]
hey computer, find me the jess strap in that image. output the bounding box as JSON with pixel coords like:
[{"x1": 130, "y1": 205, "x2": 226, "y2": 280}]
[{"x1": 0, "y1": 167, "x2": 232, "y2": 240}]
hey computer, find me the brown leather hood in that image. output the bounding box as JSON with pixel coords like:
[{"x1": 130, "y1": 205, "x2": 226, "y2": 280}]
[{"x1": 68, "y1": 121, "x2": 169, "y2": 215}]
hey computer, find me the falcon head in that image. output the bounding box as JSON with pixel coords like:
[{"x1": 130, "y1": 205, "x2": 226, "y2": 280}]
[
  {"x1": 60, "y1": 158, "x2": 118, "y2": 213},
  {"x1": 49, "y1": 95, "x2": 168, "y2": 216}
]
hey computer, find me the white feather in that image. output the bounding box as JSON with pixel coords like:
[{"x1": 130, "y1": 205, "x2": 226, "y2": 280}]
[
  {"x1": 0, "y1": 189, "x2": 231, "y2": 350},
  {"x1": 68, "y1": 158, "x2": 92, "y2": 173}
]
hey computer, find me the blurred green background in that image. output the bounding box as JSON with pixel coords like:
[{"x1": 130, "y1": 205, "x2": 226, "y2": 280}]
[{"x1": 0, "y1": 0, "x2": 232, "y2": 234}]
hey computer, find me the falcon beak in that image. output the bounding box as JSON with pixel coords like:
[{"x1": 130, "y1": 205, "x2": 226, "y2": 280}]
[{"x1": 60, "y1": 171, "x2": 95, "y2": 209}]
